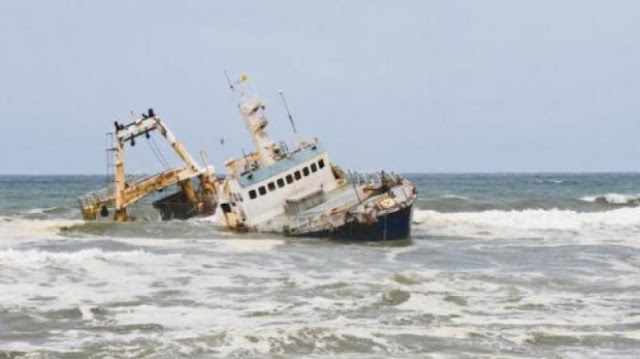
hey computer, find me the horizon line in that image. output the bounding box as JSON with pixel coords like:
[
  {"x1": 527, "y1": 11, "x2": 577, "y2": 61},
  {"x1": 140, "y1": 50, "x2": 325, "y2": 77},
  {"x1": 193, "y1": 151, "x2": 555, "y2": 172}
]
[{"x1": 2, "y1": 171, "x2": 640, "y2": 176}]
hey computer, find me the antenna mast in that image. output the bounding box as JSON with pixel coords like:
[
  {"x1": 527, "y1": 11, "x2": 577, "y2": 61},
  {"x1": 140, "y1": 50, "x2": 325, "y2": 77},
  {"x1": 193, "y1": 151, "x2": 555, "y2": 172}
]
[
  {"x1": 223, "y1": 69, "x2": 235, "y2": 92},
  {"x1": 278, "y1": 90, "x2": 299, "y2": 139}
]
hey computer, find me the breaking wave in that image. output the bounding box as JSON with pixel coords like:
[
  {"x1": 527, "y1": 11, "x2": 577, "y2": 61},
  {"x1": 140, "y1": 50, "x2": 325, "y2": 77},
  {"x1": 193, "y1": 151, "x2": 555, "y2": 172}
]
[
  {"x1": 18, "y1": 206, "x2": 69, "y2": 215},
  {"x1": 0, "y1": 216, "x2": 84, "y2": 245},
  {"x1": 412, "y1": 206, "x2": 640, "y2": 241},
  {"x1": 0, "y1": 248, "x2": 155, "y2": 265},
  {"x1": 439, "y1": 194, "x2": 471, "y2": 201},
  {"x1": 534, "y1": 179, "x2": 567, "y2": 184},
  {"x1": 580, "y1": 193, "x2": 640, "y2": 206}
]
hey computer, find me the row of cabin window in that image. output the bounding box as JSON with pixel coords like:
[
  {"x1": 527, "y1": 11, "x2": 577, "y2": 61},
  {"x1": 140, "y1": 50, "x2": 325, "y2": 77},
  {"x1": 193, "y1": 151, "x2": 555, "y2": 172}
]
[{"x1": 248, "y1": 159, "x2": 325, "y2": 200}]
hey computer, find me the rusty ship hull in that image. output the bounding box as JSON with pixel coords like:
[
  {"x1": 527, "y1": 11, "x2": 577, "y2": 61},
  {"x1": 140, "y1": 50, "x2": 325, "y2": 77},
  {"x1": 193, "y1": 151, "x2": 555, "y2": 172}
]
[{"x1": 289, "y1": 202, "x2": 413, "y2": 241}]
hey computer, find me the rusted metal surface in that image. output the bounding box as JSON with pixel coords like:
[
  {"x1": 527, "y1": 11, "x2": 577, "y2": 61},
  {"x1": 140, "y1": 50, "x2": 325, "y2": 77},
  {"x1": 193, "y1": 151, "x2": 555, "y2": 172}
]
[{"x1": 78, "y1": 109, "x2": 218, "y2": 222}]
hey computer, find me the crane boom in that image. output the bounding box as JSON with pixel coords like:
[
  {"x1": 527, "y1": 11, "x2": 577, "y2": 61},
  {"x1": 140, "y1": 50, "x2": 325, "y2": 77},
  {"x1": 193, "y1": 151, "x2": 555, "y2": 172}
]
[{"x1": 78, "y1": 109, "x2": 218, "y2": 221}]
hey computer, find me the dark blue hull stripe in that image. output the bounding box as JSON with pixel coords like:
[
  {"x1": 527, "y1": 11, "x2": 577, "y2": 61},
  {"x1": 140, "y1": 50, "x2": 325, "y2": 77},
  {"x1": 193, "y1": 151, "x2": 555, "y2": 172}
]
[{"x1": 291, "y1": 204, "x2": 413, "y2": 241}]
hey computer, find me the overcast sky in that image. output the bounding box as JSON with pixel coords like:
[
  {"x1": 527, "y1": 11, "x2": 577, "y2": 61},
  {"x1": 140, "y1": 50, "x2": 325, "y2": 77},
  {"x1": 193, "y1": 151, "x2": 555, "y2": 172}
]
[{"x1": 1, "y1": 1, "x2": 639, "y2": 174}]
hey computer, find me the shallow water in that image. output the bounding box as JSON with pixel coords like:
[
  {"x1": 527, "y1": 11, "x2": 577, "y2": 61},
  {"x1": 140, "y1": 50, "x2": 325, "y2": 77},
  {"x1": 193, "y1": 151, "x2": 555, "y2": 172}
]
[{"x1": 1, "y1": 174, "x2": 639, "y2": 358}]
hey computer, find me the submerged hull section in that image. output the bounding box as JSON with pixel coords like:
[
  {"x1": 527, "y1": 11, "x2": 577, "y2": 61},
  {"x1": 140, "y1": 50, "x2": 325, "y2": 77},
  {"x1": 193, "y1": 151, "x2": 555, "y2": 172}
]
[
  {"x1": 153, "y1": 190, "x2": 216, "y2": 221},
  {"x1": 291, "y1": 204, "x2": 413, "y2": 241}
]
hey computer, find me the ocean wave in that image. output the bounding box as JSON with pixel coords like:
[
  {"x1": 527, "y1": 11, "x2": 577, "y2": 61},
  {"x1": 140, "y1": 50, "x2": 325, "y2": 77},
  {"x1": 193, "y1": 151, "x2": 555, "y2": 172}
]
[
  {"x1": 0, "y1": 217, "x2": 84, "y2": 244},
  {"x1": 418, "y1": 194, "x2": 480, "y2": 213},
  {"x1": 218, "y1": 239, "x2": 285, "y2": 252},
  {"x1": 580, "y1": 193, "x2": 640, "y2": 205},
  {"x1": 0, "y1": 248, "x2": 154, "y2": 264},
  {"x1": 412, "y1": 207, "x2": 640, "y2": 241},
  {"x1": 17, "y1": 206, "x2": 68, "y2": 215},
  {"x1": 534, "y1": 179, "x2": 567, "y2": 184},
  {"x1": 439, "y1": 194, "x2": 471, "y2": 201}
]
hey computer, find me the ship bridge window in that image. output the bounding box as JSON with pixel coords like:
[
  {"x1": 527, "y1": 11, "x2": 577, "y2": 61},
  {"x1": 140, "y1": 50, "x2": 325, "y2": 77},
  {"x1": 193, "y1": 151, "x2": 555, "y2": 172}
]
[
  {"x1": 277, "y1": 178, "x2": 285, "y2": 188},
  {"x1": 303, "y1": 167, "x2": 310, "y2": 177},
  {"x1": 318, "y1": 159, "x2": 325, "y2": 169},
  {"x1": 294, "y1": 171, "x2": 301, "y2": 180},
  {"x1": 311, "y1": 163, "x2": 317, "y2": 172},
  {"x1": 268, "y1": 182, "x2": 276, "y2": 192},
  {"x1": 259, "y1": 186, "x2": 267, "y2": 196},
  {"x1": 286, "y1": 174, "x2": 293, "y2": 184},
  {"x1": 249, "y1": 190, "x2": 257, "y2": 199}
]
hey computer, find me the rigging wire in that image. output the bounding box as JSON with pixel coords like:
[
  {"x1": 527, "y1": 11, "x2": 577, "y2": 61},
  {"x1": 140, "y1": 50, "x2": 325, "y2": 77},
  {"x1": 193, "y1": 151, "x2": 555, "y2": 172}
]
[
  {"x1": 152, "y1": 135, "x2": 170, "y2": 169},
  {"x1": 146, "y1": 133, "x2": 170, "y2": 170}
]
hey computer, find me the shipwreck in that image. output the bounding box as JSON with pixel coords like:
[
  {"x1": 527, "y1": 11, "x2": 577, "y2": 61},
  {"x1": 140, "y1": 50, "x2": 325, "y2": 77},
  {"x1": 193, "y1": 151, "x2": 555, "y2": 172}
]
[{"x1": 78, "y1": 75, "x2": 417, "y2": 241}]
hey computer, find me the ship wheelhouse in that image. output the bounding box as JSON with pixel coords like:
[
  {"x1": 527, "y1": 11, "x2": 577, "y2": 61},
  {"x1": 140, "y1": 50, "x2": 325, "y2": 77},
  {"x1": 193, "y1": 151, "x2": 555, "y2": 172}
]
[{"x1": 225, "y1": 142, "x2": 340, "y2": 226}]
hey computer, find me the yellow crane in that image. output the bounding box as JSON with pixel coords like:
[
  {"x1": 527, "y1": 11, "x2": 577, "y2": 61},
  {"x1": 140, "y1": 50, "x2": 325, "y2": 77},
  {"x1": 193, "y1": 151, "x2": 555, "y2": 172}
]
[{"x1": 78, "y1": 109, "x2": 217, "y2": 221}]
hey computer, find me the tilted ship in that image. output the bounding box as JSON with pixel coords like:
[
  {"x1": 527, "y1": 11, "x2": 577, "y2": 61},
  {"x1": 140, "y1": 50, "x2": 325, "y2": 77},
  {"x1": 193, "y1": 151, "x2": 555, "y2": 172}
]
[
  {"x1": 212, "y1": 75, "x2": 416, "y2": 241},
  {"x1": 78, "y1": 75, "x2": 416, "y2": 241}
]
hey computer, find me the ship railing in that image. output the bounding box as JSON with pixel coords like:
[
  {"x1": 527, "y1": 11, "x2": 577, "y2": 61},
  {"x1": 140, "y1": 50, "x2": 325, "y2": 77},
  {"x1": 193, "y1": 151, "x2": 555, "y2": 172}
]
[
  {"x1": 290, "y1": 171, "x2": 407, "y2": 233},
  {"x1": 77, "y1": 170, "x2": 156, "y2": 208},
  {"x1": 347, "y1": 171, "x2": 382, "y2": 186},
  {"x1": 78, "y1": 186, "x2": 115, "y2": 208}
]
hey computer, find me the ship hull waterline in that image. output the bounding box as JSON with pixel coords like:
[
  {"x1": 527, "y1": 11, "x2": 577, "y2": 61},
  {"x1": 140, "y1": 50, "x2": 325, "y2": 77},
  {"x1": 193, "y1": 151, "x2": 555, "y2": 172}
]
[{"x1": 289, "y1": 204, "x2": 414, "y2": 242}]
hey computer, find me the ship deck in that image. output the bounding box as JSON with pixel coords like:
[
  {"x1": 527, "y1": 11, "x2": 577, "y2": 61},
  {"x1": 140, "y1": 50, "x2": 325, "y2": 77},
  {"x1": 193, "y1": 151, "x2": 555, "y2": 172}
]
[
  {"x1": 256, "y1": 179, "x2": 414, "y2": 235},
  {"x1": 296, "y1": 184, "x2": 362, "y2": 219},
  {"x1": 263, "y1": 183, "x2": 362, "y2": 230}
]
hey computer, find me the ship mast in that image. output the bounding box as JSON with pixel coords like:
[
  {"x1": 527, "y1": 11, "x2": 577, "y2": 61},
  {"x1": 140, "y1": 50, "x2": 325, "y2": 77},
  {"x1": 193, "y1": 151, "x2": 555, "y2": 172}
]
[{"x1": 227, "y1": 73, "x2": 279, "y2": 167}]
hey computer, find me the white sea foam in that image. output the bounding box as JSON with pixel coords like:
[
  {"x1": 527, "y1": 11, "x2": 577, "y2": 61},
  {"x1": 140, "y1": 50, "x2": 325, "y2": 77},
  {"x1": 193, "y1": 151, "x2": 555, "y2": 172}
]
[
  {"x1": 0, "y1": 217, "x2": 84, "y2": 246},
  {"x1": 18, "y1": 206, "x2": 60, "y2": 214},
  {"x1": 1, "y1": 202, "x2": 638, "y2": 356},
  {"x1": 217, "y1": 238, "x2": 284, "y2": 252},
  {"x1": 1, "y1": 239, "x2": 636, "y2": 357},
  {"x1": 412, "y1": 207, "x2": 640, "y2": 242},
  {"x1": 534, "y1": 179, "x2": 565, "y2": 184},
  {"x1": 440, "y1": 194, "x2": 471, "y2": 201},
  {"x1": 0, "y1": 247, "x2": 154, "y2": 264},
  {"x1": 580, "y1": 193, "x2": 640, "y2": 205}
]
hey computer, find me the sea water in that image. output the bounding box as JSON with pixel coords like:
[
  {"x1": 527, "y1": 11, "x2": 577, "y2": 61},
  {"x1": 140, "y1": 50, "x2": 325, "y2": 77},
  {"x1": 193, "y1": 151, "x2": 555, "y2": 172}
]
[{"x1": 0, "y1": 174, "x2": 639, "y2": 358}]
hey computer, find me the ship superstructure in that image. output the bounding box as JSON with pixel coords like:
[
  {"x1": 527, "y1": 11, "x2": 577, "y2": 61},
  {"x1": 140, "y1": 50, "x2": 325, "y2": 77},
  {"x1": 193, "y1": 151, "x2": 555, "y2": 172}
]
[{"x1": 213, "y1": 75, "x2": 416, "y2": 240}]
